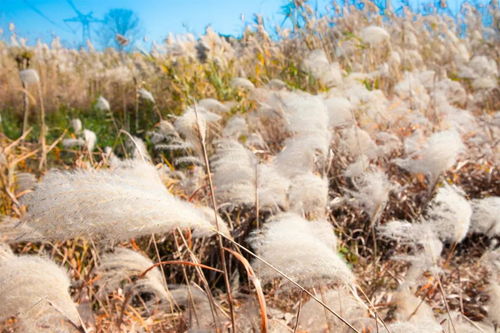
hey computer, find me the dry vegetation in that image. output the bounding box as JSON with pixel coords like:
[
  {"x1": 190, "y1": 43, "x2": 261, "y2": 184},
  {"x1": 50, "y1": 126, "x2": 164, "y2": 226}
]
[{"x1": 0, "y1": 2, "x2": 499, "y2": 332}]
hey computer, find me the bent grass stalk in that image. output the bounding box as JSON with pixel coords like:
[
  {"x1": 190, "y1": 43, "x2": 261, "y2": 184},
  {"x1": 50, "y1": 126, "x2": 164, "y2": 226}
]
[
  {"x1": 192, "y1": 102, "x2": 236, "y2": 331},
  {"x1": 217, "y1": 230, "x2": 361, "y2": 333},
  {"x1": 173, "y1": 233, "x2": 203, "y2": 327},
  {"x1": 292, "y1": 291, "x2": 304, "y2": 333},
  {"x1": 175, "y1": 228, "x2": 226, "y2": 328},
  {"x1": 225, "y1": 247, "x2": 268, "y2": 332},
  {"x1": 21, "y1": 81, "x2": 30, "y2": 136},
  {"x1": 36, "y1": 80, "x2": 47, "y2": 170}
]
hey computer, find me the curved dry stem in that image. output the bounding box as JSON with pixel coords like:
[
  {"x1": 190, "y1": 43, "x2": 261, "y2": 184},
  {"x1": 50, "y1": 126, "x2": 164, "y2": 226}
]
[
  {"x1": 217, "y1": 231, "x2": 361, "y2": 333},
  {"x1": 192, "y1": 102, "x2": 237, "y2": 331},
  {"x1": 225, "y1": 247, "x2": 268, "y2": 333}
]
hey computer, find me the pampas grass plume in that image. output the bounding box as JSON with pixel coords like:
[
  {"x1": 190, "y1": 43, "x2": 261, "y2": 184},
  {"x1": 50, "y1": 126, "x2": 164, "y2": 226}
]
[
  {"x1": 470, "y1": 196, "x2": 500, "y2": 237},
  {"x1": 341, "y1": 127, "x2": 378, "y2": 159},
  {"x1": 487, "y1": 283, "x2": 500, "y2": 325},
  {"x1": 256, "y1": 163, "x2": 290, "y2": 211},
  {"x1": 70, "y1": 118, "x2": 82, "y2": 133},
  {"x1": 249, "y1": 213, "x2": 353, "y2": 287},
  {"x1": 96, "y1": 96, "x2": 110, "y2": 112},
  {"x1": 20, "y1": 160, "x2": 215, "y2": 241},
  {"x1": 231, "y1": 77, "x2": 255, "y2": 90},
  {"x1": 347, "y1": 169, "x2": 394, "y2": 220},
  {"x1": 360, "y1": 26, "x2": 390, "y2": 45},
  {"x1": 94, "y1": 248, "x2": 168, "y2": 305},
  {"x1": 212, "y1": 139, "x2": 256, "y2": 205},
  {"x1": 288, "y1": 172, "x2": 329, "y2": 218},
  {"x1": 299, "y1": 287, "x2": 366, "y2": 331},
  {"x1": 427, "y1": 184, "x2": 472, "y2": 243},
  {"x1": 396, "y1": 130, "x2": 464, "y2": 184},
  {"x1": 138, "y1": 88, "x2": 155, "y2": 103},
  {"x1": 83, "y1": 129, "x2": 97, "y2": 152},
  {"x1": 302, "y1": 49, "x2": 342, "y2": 87},
  {"x1": 0, "y1": 242, "x2": 13, "y2": 260},
  {"x1": 379, "y1": 220, "x2": 443, "y2": 280},
  {"x1": 198, "y1": 98, "x2": 229, "y2": 113},
  {"x1": 324, "y1": 97, "x2": 355, "y2": 128},
  {"x1": 0, "y1": 255, "x2": 80, "y2": 331},
  {"x1": 19, "y1": 68, "x2": 40, "y2": 85},
  {"x1": 62, "y1": 138, "x2": 85, "y2": 149}
]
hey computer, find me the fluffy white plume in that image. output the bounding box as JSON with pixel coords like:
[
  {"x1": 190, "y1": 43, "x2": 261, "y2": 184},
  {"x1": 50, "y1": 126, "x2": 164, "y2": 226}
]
[
  {"x1": 384, "y1": 321, "x2": 440, "y2": 333},
  {"x1": 282, "y1": 92, "x2": 330, "y2": 137},
  {"x1": 302, "y1": 49, "x2": 342, "y2": 87},
  {"x1": 427, "y1": 184, "x2": 472, "y2": 243},
  {"x1": 484, "y1": 248, "x2": 500, "y2": 278},
  {"x1": 376, "y1": 132, "x2": 402, "y2": 156},
  {"x1": 288, "y1": 172, "x2": 329, "y2": 218},
  {"x1": 266, "y1": 79, "x2": 287, "y2": 90},
  {"x1": 249, "y1": 213, "x2": 353, "y2": 286},
  {"x1": 212, "y1": 139, "x2": 256, "y2": 206},
  {"x1": 231, "y1": 77, "x2": 255, "y2": 90},
  {"x1": 0, "y1": 255, "x2": 80, "y2": 332},
  {"x1": 299, "y1": 288, "x2": 366, "y2": 331},
  {"x1": 63, "y1": 120, "x2": 95, "y2": 151},
  {"x1": 198, "y1": 98, "x2": 230, "y2": 113},
  {"x1": 127, "y1": 136, "x2": 151, "y2": 162},
  {"x1": 19, "y1": 68, "x2": 40, "y2": 85},
  {"x1": 96, "y1": 96, "x2": 110, "y2": 111},
  {"x1": 379, "y1": 220, "x2": 443, "y2": 281},
  {"x1": 324, "y1": 97, "x2": 355, "y2": 128},
  {"x1": 193, "y1": 206, "x2": 231, "y2": 237},
  {"x1": 347, "y1": 169, "x2": 394, "y2": 221},
  {"x1": 393, "y1": 287, "x2": 441, "y2": 331},
  {"x1": 82, "y1": 129, "x2": 97, "y2": 152},
  {"x1": 341, "y1": 127, "x2": 378, "y2": 159},
  {"x1": 344, "y1": 155, "x2": 370, "y2": 179},
  {"x1": 274, "y1": 135, "x2": 329, "y2": 177},
  {"x1": 20, "y1": 160, "x2": 215, "y2": 241},
  {"x1": 256, "y1": 164, "x2": 290, "y2": 210},
  {"x1": 472, "y1": 77, "x2": 497, "y2": 90},
  {"x1": 94, "y1": 248, "x2": 168, "y2": 305},
  {"x1": 174, "y1": 105, "x2": 220, "y2": 150},
  {"x1": 360, "y1": 26, "x2": 390, "y2": 45},
  {"x1": 211, "y1": 139, "x2": 290, "y2": 210},
  {"x1": 459, "y1": 56, "x2": 498, "y2": 81},
  {"x1": 70, "y1": 118, "x2": 82, "y2": 133},
  {"x1": 138, "y1": 88, "x2": 155, "y2": 103},
  {"x1": 173, "y1": 155, "x2": 204, "y2": 166},
  {"x1": 394, "y1": 72, "x2": 430, "y2": 109},
  {"x1": 0, "y1": 242, "x2": 13, "y2": 260},
  {"x1": 470, "y1": 197, "x2": 500, "y2": 237},
  {"x1": 395, "y1": 130, "x2": 464, "y2": 184},
  {"x1": 222, "y1": 116, "x2": 248, "y2": 138},
  {"x1": 487, "y1": 283, "x2": 500, "y2": 325},
  {"x1": 62, "y1": 138, "x2": 85, "y2": 149},
  {"x1": 151, "y1": 120, "x2": 178, "y2": 144}
]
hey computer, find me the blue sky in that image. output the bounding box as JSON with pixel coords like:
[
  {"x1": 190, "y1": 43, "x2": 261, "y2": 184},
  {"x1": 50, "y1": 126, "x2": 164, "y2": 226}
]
[
  {"x1": 0, "y1": 0, "x2": 321, "y2": 47},
  {"x1": 0, "y1": 0, "x2": 483, "y2": 48}
]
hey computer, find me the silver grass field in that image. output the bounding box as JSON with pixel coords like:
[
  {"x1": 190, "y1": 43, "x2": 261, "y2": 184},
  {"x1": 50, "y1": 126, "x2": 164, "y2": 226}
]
[{"x1": 0, "y1": 2, "x2": 499, "y2": 332}]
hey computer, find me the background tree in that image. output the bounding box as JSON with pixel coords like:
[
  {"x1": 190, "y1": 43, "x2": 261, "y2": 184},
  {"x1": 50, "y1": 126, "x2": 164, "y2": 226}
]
[
  {"x1": 280, "y1": 0, "x2": 309, "y2": 32},
  {"x1": 97, "y1": 8, "x2": 143, "y2": 51}
]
